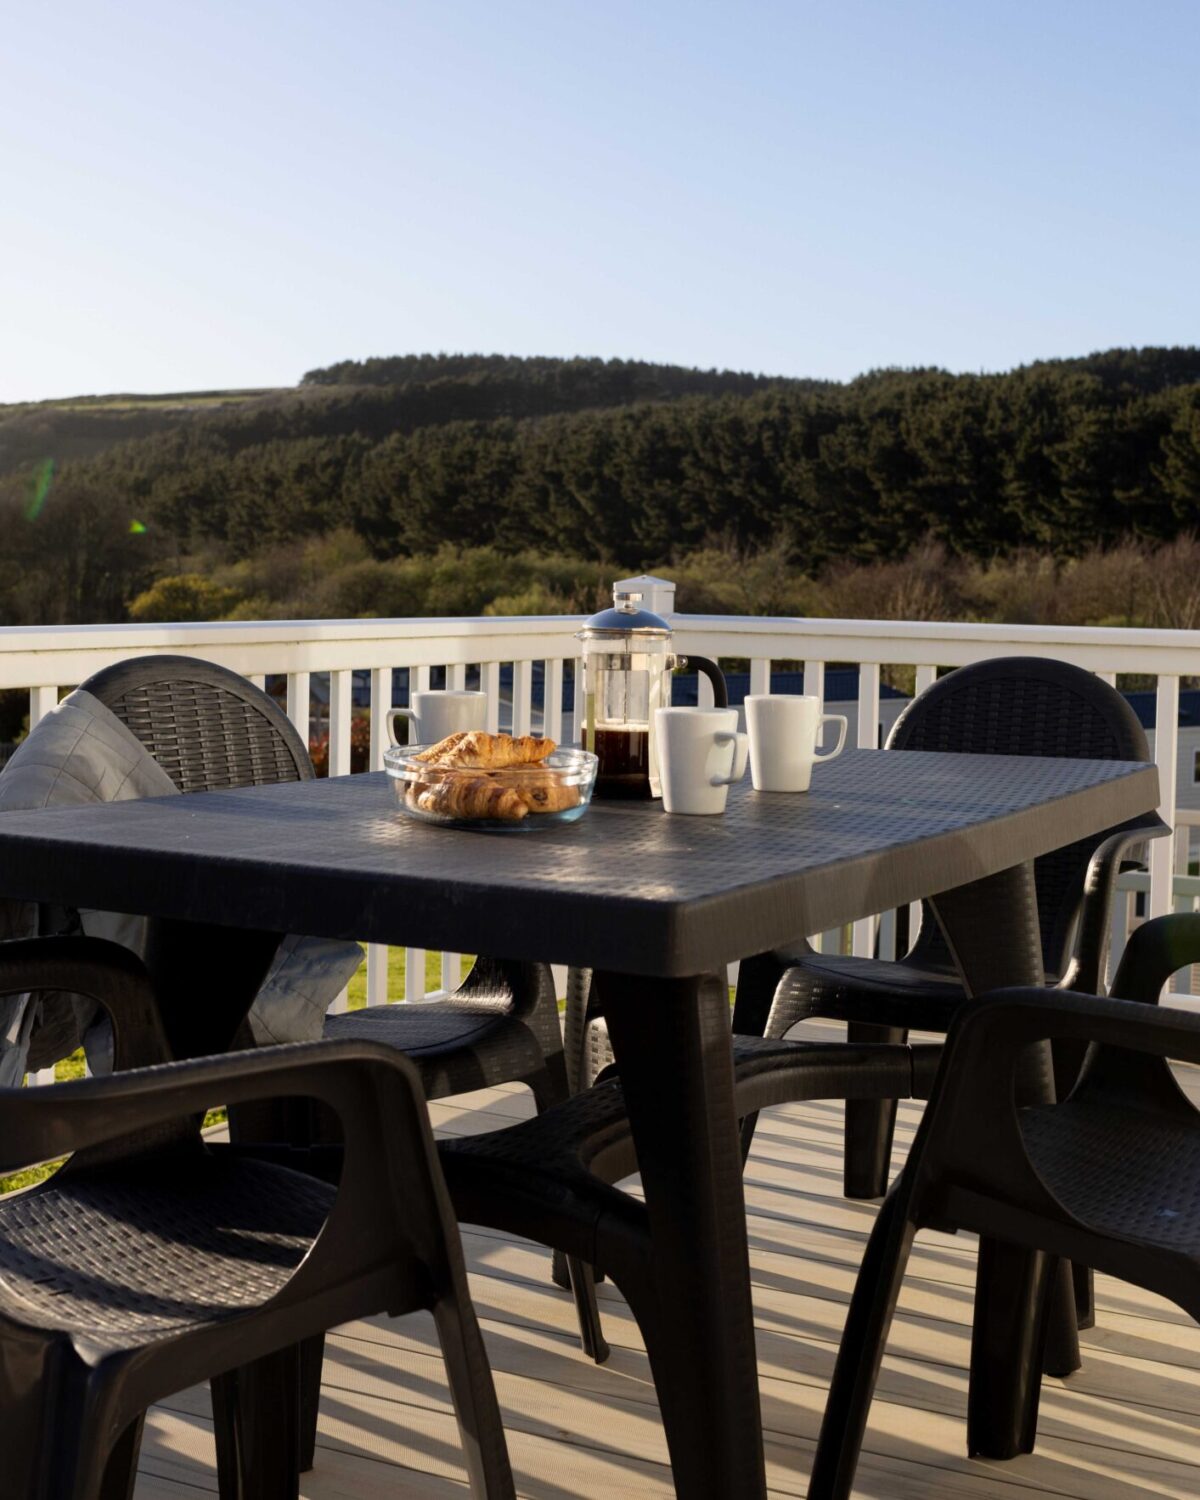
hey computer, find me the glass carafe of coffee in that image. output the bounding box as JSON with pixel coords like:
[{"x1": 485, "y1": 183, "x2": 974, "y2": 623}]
[{"x1": 578, "y1": 588, "x2": 728, "y2": 799}]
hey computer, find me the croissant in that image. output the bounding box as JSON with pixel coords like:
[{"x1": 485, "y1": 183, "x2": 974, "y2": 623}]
[
  {"x1": 517, "y1": 776, "x2": 581, "y2": 814},
  {"x1": 413, "y1": 732, "x2": 470, "y2": 763},
  {"x1": 412, "y1": 775, "x2": 528, "y2": 821},
  {"x1": 418, "y1": 730, "x2": 556, "y2": 769}
]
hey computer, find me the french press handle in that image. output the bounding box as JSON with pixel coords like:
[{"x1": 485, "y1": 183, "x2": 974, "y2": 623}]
[{"x1": 680, "y1": 655, "x2": 729, "y2": 709}]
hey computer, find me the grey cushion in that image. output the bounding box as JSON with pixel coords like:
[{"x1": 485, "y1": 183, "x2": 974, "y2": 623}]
[{"x1": 0, "y1": 689, "x2": 362, "y2": 1079}]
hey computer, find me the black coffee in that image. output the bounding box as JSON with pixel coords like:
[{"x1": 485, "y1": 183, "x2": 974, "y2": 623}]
[{"x1": 592, "y1": 727, "x2": 652, "y2": 799}]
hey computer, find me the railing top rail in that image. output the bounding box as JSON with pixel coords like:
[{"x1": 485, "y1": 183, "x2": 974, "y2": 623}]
[
  {"x1": 1, "y1": 611, "x2": 1198, "y2": 688},
  {"x1": 672, "y1": 614, "x2": 1200, "y2": 649},
  {"x1": 670, "y1": 615, "x2": 1200, "y2": 673},
  {"x1": 4, "y1": 612, "x2": 1200, "y2": 650},
  {"x1": 0, "y1": 616, "x2": 587, "y2": 688},
  {"x1": 0, "y1": 614, "x2": 589, "y2": 651}
]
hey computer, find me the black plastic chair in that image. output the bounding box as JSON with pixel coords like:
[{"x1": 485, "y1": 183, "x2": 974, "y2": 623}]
[
  {"x1": 808, "y1": 911, "x2": 1200, "y2": 1500},
  {"x1": 734, "y1": 656, "x2": 1164, "y2": 1200},
  {"x1": 81, "y1": 656, "x2": 602, "y2": 1352},
  {"x1": 0, "y1": 936, "x2": 513, "y2": 1500},
  {"x1": 441, "y1": 1023, "x2": 943, "y2": 1494},
  {"x1": 557, "y1": 657, "x2": 1164, "y2": 1360}
]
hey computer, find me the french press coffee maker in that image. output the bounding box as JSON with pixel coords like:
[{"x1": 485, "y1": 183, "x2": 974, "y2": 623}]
[{"x1": 577, "y1": 587, "x2": 728, "y2": 799}]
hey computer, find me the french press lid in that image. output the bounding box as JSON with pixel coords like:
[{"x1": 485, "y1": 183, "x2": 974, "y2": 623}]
[{"x1": 578, "y1": 590, "x2": 672, "y2": 639}]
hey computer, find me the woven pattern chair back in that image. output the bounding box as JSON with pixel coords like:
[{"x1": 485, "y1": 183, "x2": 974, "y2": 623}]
[
  {"x1": 82, "y1": 656, "x2": 314, "y2": 794},
  {"x1": 888, "y1": 657, "x2": 1150, "y2": 978}
]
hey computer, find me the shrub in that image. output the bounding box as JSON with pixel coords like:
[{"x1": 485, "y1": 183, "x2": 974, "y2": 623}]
[
  {"x1": 127, "y1": 573, "x2": 242, "y2": 621},
  {"x1": 309, "y1": 714, "x2": 371, "y2": 775}
]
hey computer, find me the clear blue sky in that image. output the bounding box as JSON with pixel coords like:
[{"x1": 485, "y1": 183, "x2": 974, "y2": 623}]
[{"x1": 2, "y1": 0, "x2": 1197, "y2": 402}]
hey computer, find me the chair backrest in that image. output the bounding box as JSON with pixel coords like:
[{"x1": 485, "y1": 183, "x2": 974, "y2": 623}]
[
  {"x1": 82, "y1": 656, "x2": 314, "y2": 793},
  {"x1": 887, "y1": 656, "x2": 1151, "y2": 978}
]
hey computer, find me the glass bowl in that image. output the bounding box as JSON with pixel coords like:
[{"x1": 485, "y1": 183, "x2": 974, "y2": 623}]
[{"x1": 385, "y1": 744, "x2": 598, "y2": 832}]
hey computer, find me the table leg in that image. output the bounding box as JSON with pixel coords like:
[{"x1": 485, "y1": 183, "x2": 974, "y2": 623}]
[
  {"x1": 929, "y1": 864, "x2": 1080, "y2": 1460},
  {"x1": 595, "y1": 969, "x2": 767, "y2": 1500},
  {"x1": 141, "y1": 918, "x2": 282, "y2": 1060}
]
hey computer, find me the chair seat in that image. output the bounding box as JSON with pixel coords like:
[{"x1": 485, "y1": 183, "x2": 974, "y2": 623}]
[
  {"x1": 443, "y1": 1036, "x2": 934, "y2": 1254},
  {"x1": 324, "y1": 1002, "x2": 546, "y2": 1099},
  {"x1": 0, "y1": 1155, "x2": 332, "y2": 1348},
  {"x1": 1021, "y1": 1098, "x2": 1200, "y2": 1251},
  {"x1": 771, "y1": 950, "x2": 967, "y2": 1033}
]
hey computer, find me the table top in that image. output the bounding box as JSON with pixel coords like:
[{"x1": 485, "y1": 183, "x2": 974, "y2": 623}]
[{"x1": 0, "y1": 750, "x2": 1157, "y2": 976}]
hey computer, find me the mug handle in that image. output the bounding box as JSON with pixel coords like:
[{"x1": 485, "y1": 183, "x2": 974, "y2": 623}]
[
  {"x1": 814, "y1": 714, "x2": 849, "y2": 761},
  {"x1": 684, "y1": 655, "x2": 729, "y2": 709},
  {"x1": 386, "y1": 707, "x2": 414, "y2": 747},
  {"x1": 710, "y1": 731, "x2": 750, "y2": 786}
]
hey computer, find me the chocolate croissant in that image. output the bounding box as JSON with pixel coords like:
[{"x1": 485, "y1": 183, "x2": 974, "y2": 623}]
[{"x1": 412, "y1": 775, "x2": 528, "y2": 821}]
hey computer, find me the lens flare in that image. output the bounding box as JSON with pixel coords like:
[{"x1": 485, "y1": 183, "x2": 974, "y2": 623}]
[{"x1": 25, "y1": 458, "x2": 54, "y2": 521}]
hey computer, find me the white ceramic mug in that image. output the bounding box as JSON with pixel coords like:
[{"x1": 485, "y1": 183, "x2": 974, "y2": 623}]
[
  {"x1": 655, "y1": 706, "x2": 749, "y2": 815},
  {"x1": 744, "y1": 694, "x2": 848, "y2": 792},
  {"x1": 387, "y1": 690, "x2": 488, "y2": 748}
]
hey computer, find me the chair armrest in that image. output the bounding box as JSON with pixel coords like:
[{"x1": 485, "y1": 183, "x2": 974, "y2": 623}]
[
  {"x1": 0, "y1": 1036, "x2": 417, "y2": 1170},
  {"x1": 1062, "y1": 813, "x2": 1170, "y2": 994},
  {"x1": 3, "y1": 1036, "x2": 462, "y2": 1306},
  {"x1": 907, "y1": 984, "x2": 1200, "y2": 1229},
  {"x1": 1110, "y1": 911, "x2": 1200, "y2": 1004},
  {"x1": 942, "y1": 986, "x2": 1200, "y2": 1113},
  {"x1": 0, "y1": 935, "x2": 171, "y2": 1070}
]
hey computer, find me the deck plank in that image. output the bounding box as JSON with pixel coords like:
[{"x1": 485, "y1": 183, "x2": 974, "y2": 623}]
[{"x1": 137, "y1": 1065, "x2": 1200, "y2": 1497}]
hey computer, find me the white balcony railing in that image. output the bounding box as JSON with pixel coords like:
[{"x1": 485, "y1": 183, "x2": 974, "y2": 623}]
[{"x1": 3, "y1": 609, "x2": 1199, "y2": 1052}]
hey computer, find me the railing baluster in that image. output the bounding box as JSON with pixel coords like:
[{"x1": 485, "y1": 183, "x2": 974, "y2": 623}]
[
  {"x1": 29, "y1": 686, "x2": 58, "y2": 729},
  {"x1": 483, "y1": 662, "x2": 501, "y2": 732},
  {"x1": 448, "y1": 663, "x2": 467, "y2": 690},
  {"x1": 368, "y1": 667, "x2": 389, "y2": 771},
  {"x1": 365, "y1": 666, "x2": 392, "y2": 1008},
  {"x1": 856, "y1": 662, "x2": 882, "y2": 750},
  {"x1": 513, "y1": 660, "x2": 533, "y2": 735},
  {"x1": 247, "y1": 674, "x2": 266, "y2": 691},
  {"x1": 405, "y1": 947, "x2": 426, "y2": 1002},
  {"x1": 908, "y1": 666, "x2": 938, "y2": 947},
  {"x1": 365, "y1": 943, "x2": 388, "y2": 1007},
  {"x1": 328, "y1": 669, "x2": 353, "y2": 777},
  {"x1": 803, "y1": 662, "x2": 831, "y2": 954},
  {"x1": 852, "y1": 663, "x2": 883, "y2": 958},
  {"x1": 572, "y1": 658, "x2": 584, "y2": 746},
  {"x1": 286, "y1": 672, "x2": 310, "y2": 747},
  {"x1": 803, "y1": 660, "x2": 825, "y2": 706},
  {"x1": 749, "y1": 658, "x2": 771, "y2": 696},
  {"x1": 546, "y1": 658, "x2": 565, "y2": 743},
  {"x1": 1109, "y1": 879, "x2": 1131, "y2": 988},
  {"x1": 441, "y1": 950, "x2": 462, "y2": 992},
  {"x1": 1149, "y1": 674, "x2": 1180, "y2": 920}
]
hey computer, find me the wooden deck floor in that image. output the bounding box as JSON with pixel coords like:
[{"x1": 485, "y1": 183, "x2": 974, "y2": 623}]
[{"x1": 139, "y1": 1049, "x2": 1200, "y2": 1498}]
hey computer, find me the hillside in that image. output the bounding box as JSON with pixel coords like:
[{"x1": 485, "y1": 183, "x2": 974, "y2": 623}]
[
  {"x1": 0, "y1": 389, "x2": 278, "y2": 476},
  {"x1": 0, "y1": 347, "x2": 1198, "y2": 629},
  {"x1": 0, "y1": 356, "x2": 808, "y2": 480}
]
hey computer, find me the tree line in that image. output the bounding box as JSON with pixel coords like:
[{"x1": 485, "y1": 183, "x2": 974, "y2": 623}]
[{"x1": 1, "y1": 347, "x2": 1198, "y2": 626}]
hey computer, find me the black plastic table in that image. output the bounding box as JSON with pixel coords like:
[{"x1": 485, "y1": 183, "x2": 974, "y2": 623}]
[{"x1": 0, "y1": 749, "x2": 1159, "y2": 1499}]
